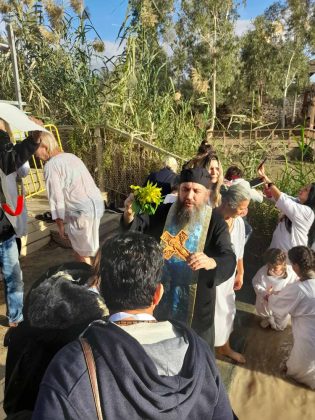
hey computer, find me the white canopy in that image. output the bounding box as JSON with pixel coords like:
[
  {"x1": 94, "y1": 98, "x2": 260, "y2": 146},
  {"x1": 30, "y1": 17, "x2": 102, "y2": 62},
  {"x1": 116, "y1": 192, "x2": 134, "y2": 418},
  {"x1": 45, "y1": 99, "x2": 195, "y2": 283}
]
[{"x1": 0, "y1": 103, "x2": 49, "y2": 133}]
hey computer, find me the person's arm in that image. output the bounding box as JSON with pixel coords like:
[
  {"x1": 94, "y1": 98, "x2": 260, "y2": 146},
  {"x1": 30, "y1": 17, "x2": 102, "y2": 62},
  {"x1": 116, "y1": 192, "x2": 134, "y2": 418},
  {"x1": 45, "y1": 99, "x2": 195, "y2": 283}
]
[
  {"x1": 192, "y1": 212, "x2": 236, "y2": 284},
  {"x1": 16, "y1": 161, "x2": 30, "y2": 178},
  {"x1": 252, "y1": 269, "x2": 268, "y2": 296},
  {"x1": 45, "y1": 162, "x2": 65, "y2": 225},
  {"x1": 234, "y1": 258, "x2": 244, "y2": 291},
  {"x1": 269, "y1": 283, "x2": 301, "y2": 318},
  {"x1": 258, "y1": 164, "x2": 282, "y2": 201}
]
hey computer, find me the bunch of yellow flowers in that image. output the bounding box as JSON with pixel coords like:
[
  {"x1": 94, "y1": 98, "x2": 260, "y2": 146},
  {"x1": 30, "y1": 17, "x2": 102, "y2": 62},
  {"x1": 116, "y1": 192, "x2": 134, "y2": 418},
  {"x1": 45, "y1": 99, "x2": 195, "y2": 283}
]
[{"x1": 130, "y1": 181, "x2": 163, "y2": 215}]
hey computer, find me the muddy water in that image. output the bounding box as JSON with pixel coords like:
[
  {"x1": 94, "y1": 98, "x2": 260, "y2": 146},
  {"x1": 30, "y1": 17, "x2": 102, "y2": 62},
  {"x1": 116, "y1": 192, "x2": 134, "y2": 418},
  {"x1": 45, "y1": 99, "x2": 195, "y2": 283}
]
[{"x1": 229, "y1": 318, "x2": 315, "y2": 420}]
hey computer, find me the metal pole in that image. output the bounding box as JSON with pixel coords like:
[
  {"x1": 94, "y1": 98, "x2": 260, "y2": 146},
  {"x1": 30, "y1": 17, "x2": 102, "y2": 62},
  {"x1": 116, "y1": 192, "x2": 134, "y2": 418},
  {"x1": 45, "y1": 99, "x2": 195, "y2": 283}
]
[{"x1": 5, "y1": 16, "x2": 23, "y2": 110}]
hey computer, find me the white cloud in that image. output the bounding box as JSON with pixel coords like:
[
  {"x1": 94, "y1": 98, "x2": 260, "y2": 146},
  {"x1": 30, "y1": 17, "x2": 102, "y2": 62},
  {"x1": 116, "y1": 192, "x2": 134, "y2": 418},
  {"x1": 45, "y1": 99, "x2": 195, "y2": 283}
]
[
  {"x1": 104, "y1": 40, "x2": 125, "y2": 58},
  {"x1": 234, "y1": 19, "x2": 253, "y2": 36},
  {"x1": 91, "y1": 40, "x2": 126, "y2": 70}
]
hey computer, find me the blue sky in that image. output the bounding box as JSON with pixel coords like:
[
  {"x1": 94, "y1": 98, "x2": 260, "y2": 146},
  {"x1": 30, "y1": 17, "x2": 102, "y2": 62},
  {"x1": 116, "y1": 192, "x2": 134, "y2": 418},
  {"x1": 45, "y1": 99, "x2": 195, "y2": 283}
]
[{"x1": 85, "y1": 0, "x2": 274, "y2": 42}]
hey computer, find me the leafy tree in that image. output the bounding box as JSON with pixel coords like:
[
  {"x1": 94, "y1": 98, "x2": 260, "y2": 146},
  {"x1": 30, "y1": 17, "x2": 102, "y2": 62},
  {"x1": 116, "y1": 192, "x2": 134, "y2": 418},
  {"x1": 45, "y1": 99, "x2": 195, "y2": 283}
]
[
  {"x1": 172, "y1": 0, "x2": 241, "y2": 134},
  {"x1": 241, "y1": 1, "x2": 312, "y2": 127},
  {"x1": 0, "y1": 0, "x2": 106, "y2": 126}
]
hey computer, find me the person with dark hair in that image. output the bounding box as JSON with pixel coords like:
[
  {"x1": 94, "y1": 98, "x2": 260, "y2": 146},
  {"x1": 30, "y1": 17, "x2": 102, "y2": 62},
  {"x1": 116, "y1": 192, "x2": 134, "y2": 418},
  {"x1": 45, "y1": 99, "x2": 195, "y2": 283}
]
[
  {"x1": 33, "y1": 232, "x2": 236, "y2": 420},
  {"x1": 197, "y1": 140, "x2": 214, "y2": 155},
  {"x1": 258, "y1": 165, "x2": 315, "y2": 251},
  {"x1": 224, "y1": 165, "x2": 244, "y2": 182},
  {"x1": 269, "y1": 246, "x2": 315, "y2": 389},
  {"x1": 122, "y1": 168, "x2": 236, "y2": 349},
  {"x1": 252, "y1": 248, "x2": 298, "y2": 329},
  {"x1": 4, "y1": 262, "x2": 107, "y2": 417}
]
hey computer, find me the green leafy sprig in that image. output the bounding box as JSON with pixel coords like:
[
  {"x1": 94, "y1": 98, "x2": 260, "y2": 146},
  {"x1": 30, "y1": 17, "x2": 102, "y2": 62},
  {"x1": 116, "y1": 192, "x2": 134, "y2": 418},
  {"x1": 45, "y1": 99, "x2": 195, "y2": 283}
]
[{"x1": 130, "y1": 181, "x2": 163, "y2": 215}]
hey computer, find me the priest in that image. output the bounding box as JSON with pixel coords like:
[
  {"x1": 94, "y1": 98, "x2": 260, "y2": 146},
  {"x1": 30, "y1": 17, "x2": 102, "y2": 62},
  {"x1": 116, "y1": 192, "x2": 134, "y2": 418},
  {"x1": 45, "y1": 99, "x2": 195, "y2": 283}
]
[{"x1": 122, "y1": 167, "x2": 236, "y2": 349}]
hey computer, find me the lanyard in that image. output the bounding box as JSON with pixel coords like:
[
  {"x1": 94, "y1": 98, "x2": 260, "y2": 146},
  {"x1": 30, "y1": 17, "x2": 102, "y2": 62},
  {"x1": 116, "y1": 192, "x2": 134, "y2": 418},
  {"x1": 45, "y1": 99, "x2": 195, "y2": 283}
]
[{"x1": 109, "y1": 312, "x2": 156, "y2": 322}]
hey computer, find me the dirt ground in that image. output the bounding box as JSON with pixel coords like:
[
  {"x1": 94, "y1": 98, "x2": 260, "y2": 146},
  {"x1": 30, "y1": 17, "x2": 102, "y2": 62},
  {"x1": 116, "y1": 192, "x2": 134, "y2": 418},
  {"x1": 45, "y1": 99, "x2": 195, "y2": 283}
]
[{"x1": 0, "y1": 215, "x2": 314, "y2": 420}]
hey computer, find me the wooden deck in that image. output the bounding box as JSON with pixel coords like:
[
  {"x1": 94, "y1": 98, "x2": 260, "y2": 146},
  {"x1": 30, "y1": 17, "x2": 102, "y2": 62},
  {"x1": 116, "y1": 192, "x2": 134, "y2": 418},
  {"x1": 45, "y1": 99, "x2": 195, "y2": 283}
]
[{"x1": 23, "y1": 192, "x2": 118, "y2": 256}]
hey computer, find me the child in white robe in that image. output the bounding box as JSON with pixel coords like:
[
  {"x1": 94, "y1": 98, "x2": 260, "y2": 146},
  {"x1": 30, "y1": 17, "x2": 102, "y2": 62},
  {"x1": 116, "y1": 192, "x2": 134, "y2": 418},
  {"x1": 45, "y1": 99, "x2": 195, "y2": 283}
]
[
  {"x1": 269, "y1": 246, "x2": 315, "y2": 389},
  {"x1": 252, "y1": 248, "x2": 298, "y2": 330}
]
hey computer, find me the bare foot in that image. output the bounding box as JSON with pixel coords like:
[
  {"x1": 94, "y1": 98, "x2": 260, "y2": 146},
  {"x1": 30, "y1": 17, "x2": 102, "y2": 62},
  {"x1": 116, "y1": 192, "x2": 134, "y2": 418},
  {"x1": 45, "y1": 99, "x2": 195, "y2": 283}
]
[{"x1": 217, "y1": 347, "x2": 246, "y2": 364}]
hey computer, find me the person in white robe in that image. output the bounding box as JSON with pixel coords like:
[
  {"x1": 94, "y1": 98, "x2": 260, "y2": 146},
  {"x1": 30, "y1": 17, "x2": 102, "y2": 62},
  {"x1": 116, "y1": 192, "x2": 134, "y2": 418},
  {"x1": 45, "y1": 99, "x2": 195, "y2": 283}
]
[
  {"x1": 257, "y1": 164, "x2": 315, "y2": 252},
  {"x1": 252, "y1": 248, "x2": 298, "y2": 330},
  {"x1": 214, "y1": 183, "x2": 251, "y2": 364},
  {"x1": 35, "y1": 132, "x2": 104, "y2": 265},
  {"x1": 269, "y1": 246, "x2": 315, "y2": 389}
]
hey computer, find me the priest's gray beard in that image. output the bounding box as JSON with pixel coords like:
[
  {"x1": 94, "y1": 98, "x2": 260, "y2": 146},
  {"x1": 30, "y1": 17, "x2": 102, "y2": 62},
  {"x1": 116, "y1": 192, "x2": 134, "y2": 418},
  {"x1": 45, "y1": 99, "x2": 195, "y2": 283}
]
[{"x1": 173, "y1": 199, "x2": 207, "y2": 230}]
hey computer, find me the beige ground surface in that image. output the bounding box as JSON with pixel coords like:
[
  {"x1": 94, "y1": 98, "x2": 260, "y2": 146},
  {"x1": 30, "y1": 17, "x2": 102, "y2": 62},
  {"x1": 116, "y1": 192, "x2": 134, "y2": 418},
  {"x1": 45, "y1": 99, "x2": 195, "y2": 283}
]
[{"x1": 228, "y1": 303, "x2": 315, "y2": 420}]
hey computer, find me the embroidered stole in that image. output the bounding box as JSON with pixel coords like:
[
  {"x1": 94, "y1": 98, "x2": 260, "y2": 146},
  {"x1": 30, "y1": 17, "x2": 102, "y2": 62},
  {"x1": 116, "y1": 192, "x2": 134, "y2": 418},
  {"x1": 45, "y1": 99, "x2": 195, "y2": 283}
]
[{"x1": 158, "y1": 204, "x2": 212, "y2": 326}]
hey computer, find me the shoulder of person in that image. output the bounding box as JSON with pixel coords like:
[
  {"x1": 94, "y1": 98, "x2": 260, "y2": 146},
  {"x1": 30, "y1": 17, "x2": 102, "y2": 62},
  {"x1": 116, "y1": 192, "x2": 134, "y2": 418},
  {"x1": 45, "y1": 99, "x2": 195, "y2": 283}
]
[
  {"x1": 40, "y1": 340, "x2": 85, "y2": 393},
  {"x1": 212, "y1": 208, "x2": 226, "y2": 226}
]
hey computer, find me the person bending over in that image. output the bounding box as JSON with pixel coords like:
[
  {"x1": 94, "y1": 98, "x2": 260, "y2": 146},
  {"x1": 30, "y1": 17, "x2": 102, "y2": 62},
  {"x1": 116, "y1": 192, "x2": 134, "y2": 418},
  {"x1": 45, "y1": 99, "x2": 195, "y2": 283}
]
[
  {"x1": 35, "y1": 132, "x2": 104, "y2": 265},
  {"x1": 33, "y1": 232, "x2": 237, "y2": 420}
]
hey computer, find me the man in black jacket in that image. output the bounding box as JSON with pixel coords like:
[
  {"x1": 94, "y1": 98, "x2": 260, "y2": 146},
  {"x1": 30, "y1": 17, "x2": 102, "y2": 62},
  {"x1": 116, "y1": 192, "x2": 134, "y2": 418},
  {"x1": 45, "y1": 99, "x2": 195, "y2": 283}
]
[
  {"x1": 0, "y1": 118, "x2": 41, "y2": 326},
  {"x1": 33, "y1": 232, "x2": 236, "y2": 420}
]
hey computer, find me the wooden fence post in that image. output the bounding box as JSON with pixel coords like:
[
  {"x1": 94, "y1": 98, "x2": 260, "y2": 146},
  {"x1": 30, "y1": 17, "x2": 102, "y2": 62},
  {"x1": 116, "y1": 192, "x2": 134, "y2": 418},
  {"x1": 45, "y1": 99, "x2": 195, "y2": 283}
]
[{"x1": 94, "y1": 127, "x2": 105, "y2": 192}]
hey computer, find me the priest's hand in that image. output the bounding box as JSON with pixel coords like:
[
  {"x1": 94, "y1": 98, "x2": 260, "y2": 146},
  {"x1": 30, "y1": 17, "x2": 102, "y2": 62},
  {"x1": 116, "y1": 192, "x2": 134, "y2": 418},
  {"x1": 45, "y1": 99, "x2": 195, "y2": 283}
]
[
  {"x1": 233, "y1": 273, "x2": 243, "y2": 290},
  {"x1": 123, "y1": 193, "x2": 135, "y2": 225},
  {"x1": 187, "y1": 252, "x2": 217, "y2": 271}
]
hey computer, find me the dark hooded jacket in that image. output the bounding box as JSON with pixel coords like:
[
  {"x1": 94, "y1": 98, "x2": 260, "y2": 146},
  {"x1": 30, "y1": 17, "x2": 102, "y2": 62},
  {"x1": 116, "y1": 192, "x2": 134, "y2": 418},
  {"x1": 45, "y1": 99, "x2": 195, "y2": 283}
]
[
  {"x1": 4, "y1": 262, "x2": 106, "y2": 416},
  {"x1": 32, "y1": 320, "x2": 235, "y2": 420}
]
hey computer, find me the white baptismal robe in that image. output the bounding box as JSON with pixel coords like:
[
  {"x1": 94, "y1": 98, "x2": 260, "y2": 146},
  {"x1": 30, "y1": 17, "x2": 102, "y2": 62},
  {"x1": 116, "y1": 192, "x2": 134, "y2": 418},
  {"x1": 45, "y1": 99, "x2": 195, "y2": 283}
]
[
  {"x1": 252, "y1": 265, "x2": 298, "y2": 329},
  {"x1": 270, "y1": 193, "x2": 314, "y2": 252},
  {"x1": 44, "y1": 153, "x2": 104, "y2": 256},
  {"x1": 269, "y1": 279, "x2": 315, "y2": 389},
  {"x1": 214, "y1": 217, "x2": 245, "y2": 347}
]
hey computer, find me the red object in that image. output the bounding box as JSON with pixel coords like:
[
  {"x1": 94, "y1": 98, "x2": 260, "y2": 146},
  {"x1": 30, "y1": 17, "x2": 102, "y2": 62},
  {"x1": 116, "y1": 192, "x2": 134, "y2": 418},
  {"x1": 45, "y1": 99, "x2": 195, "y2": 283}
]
[{"x1": 2, "y1": 195, "x2": 24, "y2": 216}]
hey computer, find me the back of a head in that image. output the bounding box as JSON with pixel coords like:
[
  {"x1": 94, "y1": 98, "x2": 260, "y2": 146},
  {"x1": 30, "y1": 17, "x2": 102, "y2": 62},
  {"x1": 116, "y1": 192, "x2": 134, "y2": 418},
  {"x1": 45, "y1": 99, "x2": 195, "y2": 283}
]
[
  {"x1": 197, "y1": 140, "x2": 214, "y2": 155},
  {"x1": 100, "y1": 232, "x2": 164, "y2": 311},
  {"x1": 164, "y1": 156, "x2": 178, "y2": 173},
  {"x1": 225, "y1": 165, "x2": 243, "y2": 181},
  {"x1": 221, "y1": 182, "x2": 251, "y2": 208},
  {"x1": 288, "y1": 246, "x2": 315, "y2": 278},
  {"x1": 27, "y1": 263, "x2": 105, "y2": 329}
]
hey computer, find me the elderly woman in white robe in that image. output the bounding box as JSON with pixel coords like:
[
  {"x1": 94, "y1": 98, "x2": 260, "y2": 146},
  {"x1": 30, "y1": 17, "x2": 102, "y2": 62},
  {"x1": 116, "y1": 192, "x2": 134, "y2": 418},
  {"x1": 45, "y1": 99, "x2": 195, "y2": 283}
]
[
  {"x1": 35, "y1": 133, "x2": 104, "y2": 265},
  {"x1": 269, "y1": 246, "x2": 315, "y2": 389},
  {"x1": 214, "y1": 183, "x2": 251, "y2": 363}
]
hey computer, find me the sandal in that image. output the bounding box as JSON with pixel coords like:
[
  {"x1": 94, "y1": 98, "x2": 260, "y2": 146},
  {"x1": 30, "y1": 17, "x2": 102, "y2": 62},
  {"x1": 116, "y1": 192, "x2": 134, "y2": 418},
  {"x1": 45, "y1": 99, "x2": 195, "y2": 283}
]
[{"x1": 35, "y1": 211, "x2": 53, "y2": 222}]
